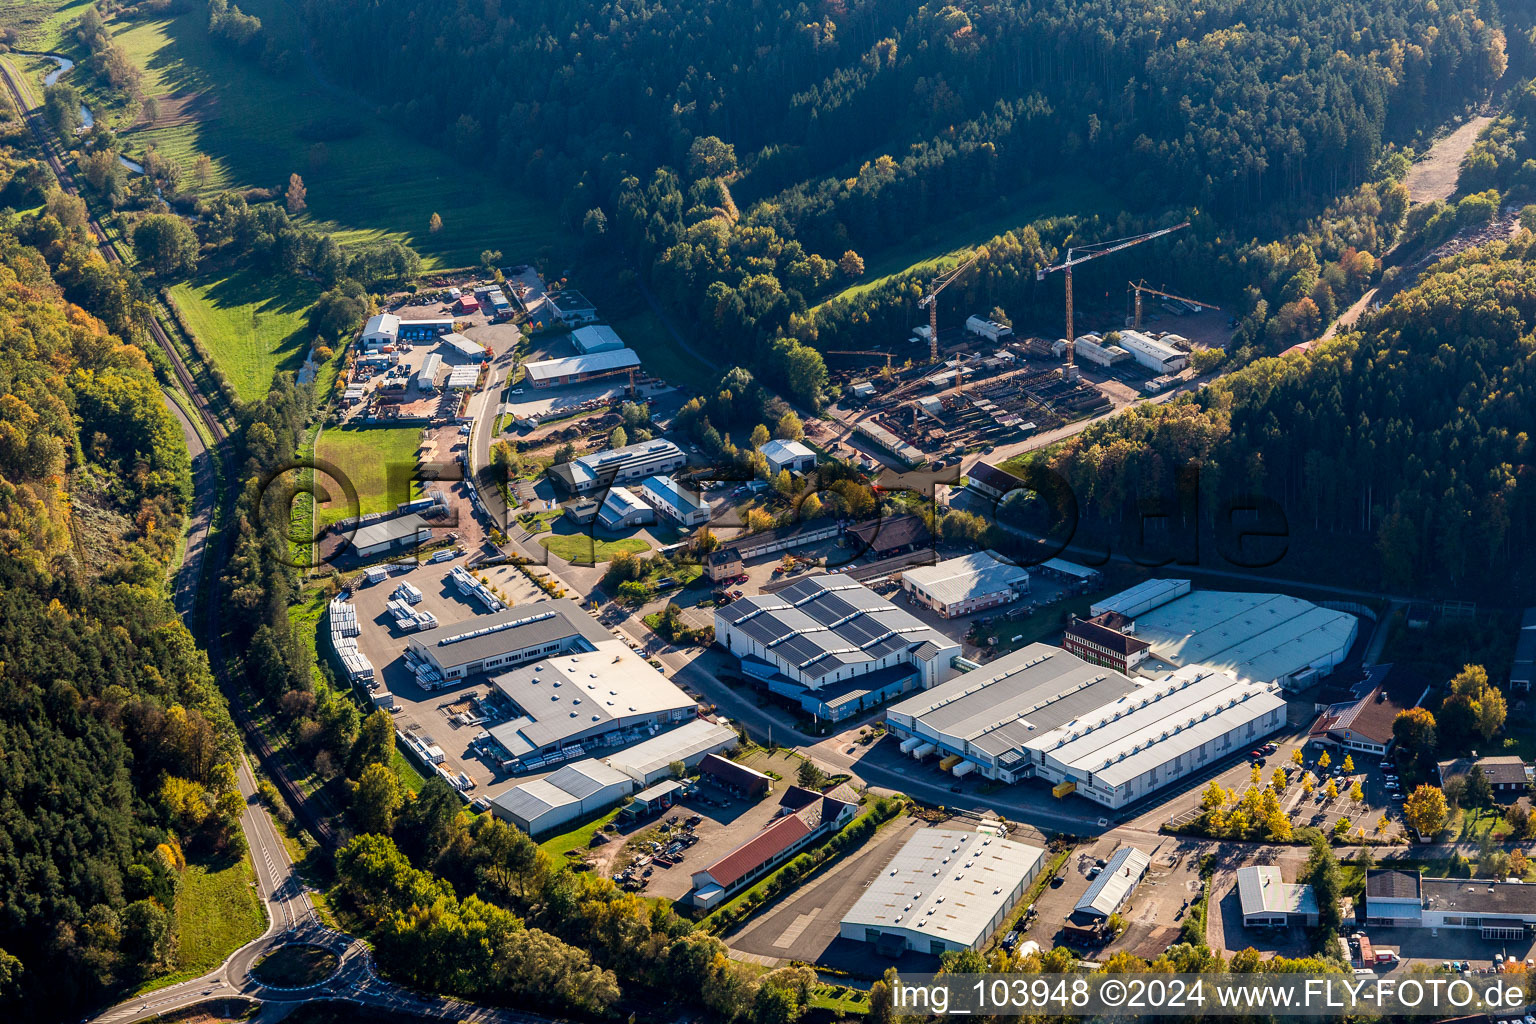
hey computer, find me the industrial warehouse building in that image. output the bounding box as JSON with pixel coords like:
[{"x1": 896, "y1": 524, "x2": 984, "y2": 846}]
[
  {"x1": 484, "y1": 644, "x2": 699, "y2": 770},
  {"x1": 361, "y1": 312, "x2": 400, "y2": 351},
  {"x1": 715, "y1": 576, "x2": 960, "y2": 722},
  {"x1": 901, "y1": 550, "x2": 1030, "y2": 618},
  {"x1": 544, "y1": 289, "x2": 598, "y2": 325},
  {"x1": 760, "y1": 438, "x2": 817, "y2": 476},
  {"x1": 489, "y1": 758, "x2": 635, "y2": 836},
  {"x1": 348, "y1": 513, "x2": 434, "y2": 559},
  {"x1": 639, "y1": 475, "x2": 712, "y2": 526},
  {"x1": 598, "y1": 487, "x2": 655, "y2": 530},
  {"x1": 570, "y1": 325, "x2": 625, "y2": 354},
  {"x1": 1091, "y1": 580, "x2": 1358, "y2": 692},
  {"x1": 550, "y1": 439, "x2": 686, "y2": 494},
  {"x1": 1072, "y1": 335, "x2": 1132, "y2": 368},
  {"x1": 1072, "y1": 846, "x2": 1150, "y2": 922},
  {"x1": 1116, "y1": 330, "x2": 1189, "y2": 374},
  {"x1": 604, "y1": 718, "x2": 740, "y2": 786},
  {"x1": 840, "y1": 829, "x2": 1045, "y2": 955},
  {"x1": 885, "y1": 644, "x2": 1285, "y2": 808},
  {"x1": 524, "y1": 348, "x2": 640, "y2": 388},
  {"x1": 404, "y1": 599, "x2": 612, "y2": 687},
  {"x1": 1236, "y1": 865, "x2": 1319, "y2": 927},
  {"x1": 1364, "y1": 870, "x2": 1536, "y2": 937}
]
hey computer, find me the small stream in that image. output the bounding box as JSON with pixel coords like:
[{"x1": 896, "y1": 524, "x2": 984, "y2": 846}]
[{"x1": 38, "y1": 52, "x2": 145, "y2": 172}]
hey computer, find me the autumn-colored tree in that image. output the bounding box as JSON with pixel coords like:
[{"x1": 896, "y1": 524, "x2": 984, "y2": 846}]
[
  {"x1": 286, "y1": 172, "x2": 307, "y2": 214},
  {"x1": 1403, "y1": 784, "x2": 1449, "y2": 837}
]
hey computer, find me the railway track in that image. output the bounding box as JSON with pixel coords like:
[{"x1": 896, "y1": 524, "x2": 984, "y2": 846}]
[{"x1": 0, "y1": 55, "x2": 342, "y2": 846}]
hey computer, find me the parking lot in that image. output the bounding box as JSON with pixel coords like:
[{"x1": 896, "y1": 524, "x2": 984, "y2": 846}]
[
  {"x1": 587, "y1": 781, "x2": 791, "y2": 902},
  {"x1": 346, "y1": 557, "x2": 553, "y2": 794}
]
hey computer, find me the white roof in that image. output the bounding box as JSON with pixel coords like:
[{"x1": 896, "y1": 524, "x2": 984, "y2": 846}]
[
  {"x1": 841, "y1": 828, "x2": 1045, "y2": 948},
  {"x1": 416, "y1": 352, "x2": 443, "y2": 385},
  {"x1": 1237, "y1": 864, "x2": 1319, "y2": 917},
  {"x1": 571, "y1": 325, "x2": 625, "y2": 354},
  {"x1": 760, "y1": 439, "x2": 816, "y2": 465},
  {"x1": 1089, "y1": 578, "x2": 1188, "y2": 617},
  {"x1": 363, "y1": 312, "x2": 400, "y2": 338},
  {"x1": 1039, "y1": 557, "x2": 1098, "y2": 581},
  {"x1": 1074, "y1": 846, "x2": 1150, "y2": 917},
  {"x1": 1117, "y1": 329, "x2": 1184, "y2": 362},
  {"x1": 902, "y1": 550, "x2": 1028, "y2": 606},
  {"x1": 488, "y1": 641, "x2": 696, "y2": 757},
  {"x1": 525, "y1": 348, "x2": 640, "y2": 382},
  {"x1": 1029, "y1": 665, "x2": 1286, "y2": 788},
  {"x1": 606, "y1": 719, "x2": 738, "y2": 780},
  {"x1": 599, "y1": 486, "x2": 651, "y2": 519},
  {"x1": 1134, "y1": 591, "x2": 1358, "y2": 686},
  {"x1": 492, "y1": 778, "x2": 578, "y2": 824}
]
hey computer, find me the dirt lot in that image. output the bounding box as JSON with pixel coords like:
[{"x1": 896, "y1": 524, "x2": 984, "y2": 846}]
[
  {"x1": 724, "y1": 815, "x2": 926, "y2": 971},
  {"x1": 347, "y1": 560, "x2": 552, "y2": 793}
]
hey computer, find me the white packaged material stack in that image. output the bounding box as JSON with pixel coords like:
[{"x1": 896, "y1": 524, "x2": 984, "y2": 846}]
[
  {"x1": 327, "y1": 598, "x2": 375, "y2": 683},
  {"x1": 448, "y1": 564, "x2": 504, "y2": 612}
]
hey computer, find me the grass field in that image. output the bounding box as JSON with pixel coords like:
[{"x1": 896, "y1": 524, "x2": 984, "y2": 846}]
[
  {"x1": 166, "y1": 269, "x2": 321, "y2": 403},
  {"x1": 160, "y1": 853, "x2": 265, "y2": 985},
  {"x1": 313, "y1": 425, "x2": 423, "y2": 527},
  {"x1": 539, "y1": 807, "x2": 625, "y2": 858},
  {"x1": 539, "y1": 532, "x2": 649, "y2": 564},
  {"x1": 0, "y1": 0, "x2": 93, "y2": 49},
  {"x1": 812, "y1": 180, "x2": 1115, "y2": 311},
  {"x1": 83, "y1": 0, "x2": 560, "y2": 269}
]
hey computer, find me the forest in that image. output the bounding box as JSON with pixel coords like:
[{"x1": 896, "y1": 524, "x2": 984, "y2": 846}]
[
  {"x1": 0, "y1": 212, "x2": 249, "y2": 1017},
  {"x1": 1029, "y1": 232, "x2": 1536, "y2": 593},
  {"x1": 299, "y1": 0, "x2": 1519, "y2": 402}
]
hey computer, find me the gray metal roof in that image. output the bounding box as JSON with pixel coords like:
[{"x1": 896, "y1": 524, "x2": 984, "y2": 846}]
[
  {"x1": 543, "y1": 759, "x2": 633, "y2": 800},
  {"x1": 902, "y1": 550, "x2": 1029, "y2": 607},
  {"x1": 841, "y1": 828, "x2": 1045, "y2": 948},
  {"x1": 889, "y1": 644, "x2": 1139, "y2": 760},
  {"x1": 1073, "y1": 846, "x2": 1150, "y2": 918},
  {"x1": 351, "y1": 513, "x2": 433, "y2": 552},
  {"x1": 407, "y1": 599, "x2": 610, "y2": 671}
]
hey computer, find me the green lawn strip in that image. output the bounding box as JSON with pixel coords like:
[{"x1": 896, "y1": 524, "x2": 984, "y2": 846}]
[
  {"x1": 391, "y1": 747, "x2": 428, "y2": 796},
  {"x1": 810, "y1": 984, "x2": 871, "y2": 1015},
  {"x1": 809, "y1": 178, "x2": 1115, "y2": 311},
  {"x1": 129, "y1": 852, "x2": 266, "y2": 995},
  {"x1": 515, "y1": 508, "x2": 564, "y2": 534},
  {"x1": 539, "y1": 806, "x2": 626, "y2": 859},
  {"x1": 164, "y1": 269, "x2": 321, "y2": 404},
  {"x1": 99, "y1": 2, "x2": 561, "y2": 268},
  {"x1": 313, "y1": 425, "x2": 424, "y2": 527},
  {"x1": 539, "y1": 532, "x2": 649, "y2": 564},
  {"x1": 702, "y1": 800, "x2": 906, "y2": 933}
]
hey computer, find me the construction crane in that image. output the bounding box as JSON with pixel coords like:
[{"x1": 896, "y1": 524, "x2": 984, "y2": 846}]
[
  {"x1": 827, "y1": 349, "x2": 895, "y2": 368},
  {"x1": 917, "y1": 253, "x2": 980, "y2": 365},
  {"x1": 1127, "y1": 280, "x2": 1220, "y2": 330},
  {"x1": 1036, "y1": 222, "x2": 1189, "y2": 375}
]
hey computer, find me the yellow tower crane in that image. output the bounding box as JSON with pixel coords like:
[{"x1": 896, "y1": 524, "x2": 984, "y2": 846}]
[
  {"x1": 1127, "y1": 280, "x2": 1220, "y2": 330},
  {"x1": 917, "y1": 253, "x2": 980, "y2": 365},
  {"x1": 1036, "y1": 222, "x2": 1189, "y2": 377}
]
